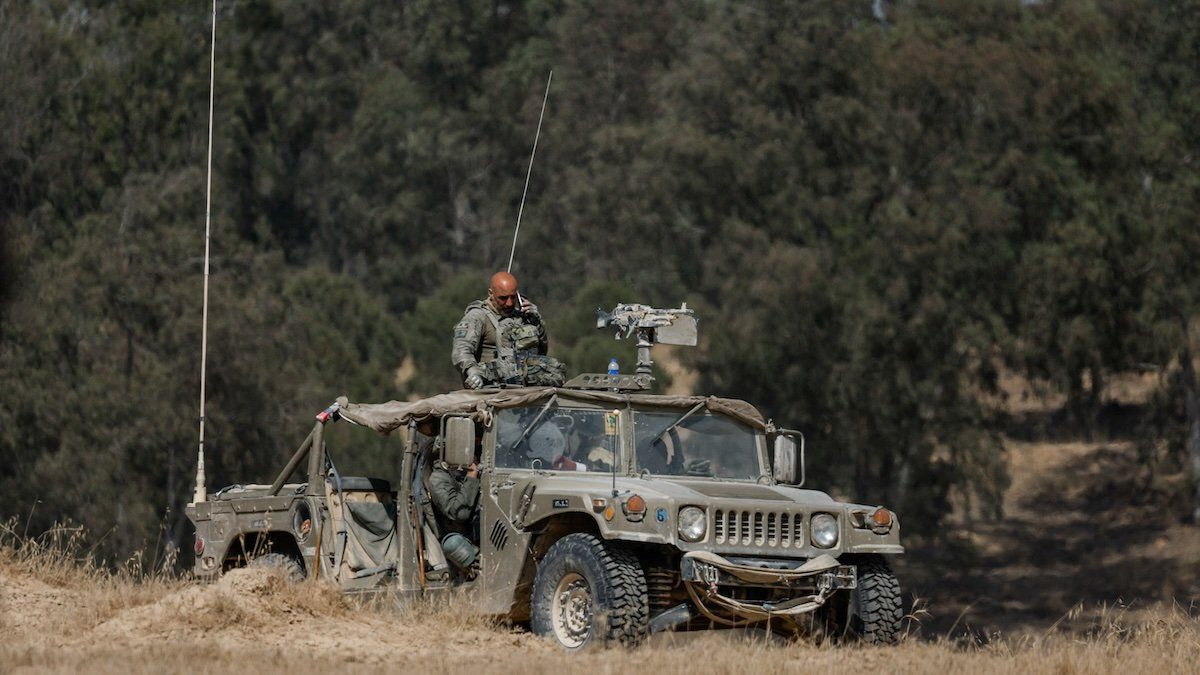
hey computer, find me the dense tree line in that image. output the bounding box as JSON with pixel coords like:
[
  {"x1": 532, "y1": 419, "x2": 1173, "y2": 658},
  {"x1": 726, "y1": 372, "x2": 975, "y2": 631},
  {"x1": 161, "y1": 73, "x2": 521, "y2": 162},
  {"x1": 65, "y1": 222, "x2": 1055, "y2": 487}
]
[{"x1": 1, "y1": 0, "x2": 1198, "y2": 562}]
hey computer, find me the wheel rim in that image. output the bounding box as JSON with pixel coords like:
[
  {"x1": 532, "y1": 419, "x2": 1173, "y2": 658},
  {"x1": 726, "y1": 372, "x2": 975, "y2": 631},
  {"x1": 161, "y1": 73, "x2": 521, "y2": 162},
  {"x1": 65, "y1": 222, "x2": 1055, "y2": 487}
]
[{"x1": 551, "y1": 572, "x2": 593, "y2": 648}]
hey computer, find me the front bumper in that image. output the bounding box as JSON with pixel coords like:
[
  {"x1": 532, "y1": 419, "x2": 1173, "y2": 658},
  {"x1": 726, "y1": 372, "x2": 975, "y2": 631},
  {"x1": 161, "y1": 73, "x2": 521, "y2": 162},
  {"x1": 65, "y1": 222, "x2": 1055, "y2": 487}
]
[{"x1": 680, "y1": 551, "x2": 856, "y2": 623}]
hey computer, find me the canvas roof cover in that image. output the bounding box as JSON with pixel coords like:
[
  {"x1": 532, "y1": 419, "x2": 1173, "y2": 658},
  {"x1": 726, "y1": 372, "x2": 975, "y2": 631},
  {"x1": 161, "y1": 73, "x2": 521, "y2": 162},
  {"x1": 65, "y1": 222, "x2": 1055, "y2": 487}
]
[{"x1": 336, "y1": 387, "x2": 766, "y2": 435}]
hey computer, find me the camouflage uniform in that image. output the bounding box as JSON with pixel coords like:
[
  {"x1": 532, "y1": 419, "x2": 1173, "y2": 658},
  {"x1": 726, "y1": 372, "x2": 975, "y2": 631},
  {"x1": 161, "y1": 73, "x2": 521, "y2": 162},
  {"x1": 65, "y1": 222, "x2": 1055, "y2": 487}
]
[
  {"x1": 428, "y1": 460, "x2": 480, "y2": 532},
  {"x1": 451, "y1": 299, "x2": 549, "y2": 386}
]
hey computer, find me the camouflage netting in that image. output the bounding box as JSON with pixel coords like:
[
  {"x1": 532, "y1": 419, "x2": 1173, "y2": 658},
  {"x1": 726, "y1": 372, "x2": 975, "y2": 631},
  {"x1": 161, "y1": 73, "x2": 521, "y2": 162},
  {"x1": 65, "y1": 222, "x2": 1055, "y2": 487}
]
[{"x1": 336, "y1": 388, "x2": 766, "y2": 435}]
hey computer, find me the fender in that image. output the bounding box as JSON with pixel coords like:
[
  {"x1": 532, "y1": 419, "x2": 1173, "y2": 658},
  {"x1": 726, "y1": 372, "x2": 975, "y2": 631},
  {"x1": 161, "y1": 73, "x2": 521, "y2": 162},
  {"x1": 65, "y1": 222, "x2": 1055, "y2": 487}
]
[{"x1": 521, "y1": 492, "x2": 675, "y2": 545}]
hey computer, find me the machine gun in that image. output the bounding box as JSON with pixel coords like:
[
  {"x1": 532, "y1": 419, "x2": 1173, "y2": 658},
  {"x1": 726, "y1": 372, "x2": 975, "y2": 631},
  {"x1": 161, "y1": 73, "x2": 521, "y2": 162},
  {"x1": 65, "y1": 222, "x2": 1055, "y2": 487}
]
[
  {"x1": 568, "y1": 303, "x2": 697, "y2": 391},
  {"x1": 597, "y1": 302, "x2": 698, "y2": 379}
]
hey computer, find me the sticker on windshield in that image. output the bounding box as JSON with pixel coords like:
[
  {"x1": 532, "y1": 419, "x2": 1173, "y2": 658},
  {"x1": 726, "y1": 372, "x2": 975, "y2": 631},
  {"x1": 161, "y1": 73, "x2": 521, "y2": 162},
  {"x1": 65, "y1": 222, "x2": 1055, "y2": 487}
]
[{"x1": 604, "y1": 411, "x2": 619, "y2": 436}]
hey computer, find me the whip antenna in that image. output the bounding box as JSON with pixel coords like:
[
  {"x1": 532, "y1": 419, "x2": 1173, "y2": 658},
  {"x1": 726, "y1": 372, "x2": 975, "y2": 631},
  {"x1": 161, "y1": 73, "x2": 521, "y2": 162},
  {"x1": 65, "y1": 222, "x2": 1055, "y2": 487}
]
[
  {"x1": 506, "y1": 70, "x2": 553, "y2": 272},
  {"x1": 192, "y1": 0, "x2": 218, "y2": 505}
]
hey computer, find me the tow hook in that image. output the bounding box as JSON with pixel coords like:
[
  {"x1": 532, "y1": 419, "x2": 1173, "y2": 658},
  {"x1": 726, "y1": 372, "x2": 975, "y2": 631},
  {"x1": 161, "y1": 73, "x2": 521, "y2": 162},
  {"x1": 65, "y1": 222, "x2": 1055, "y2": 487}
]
[
  {"x1": 816, "y1": 572, "x2": 833, "y2": 594},
  {"x1": 696, "y1": 561, "x2": 720, "y2": 594}
]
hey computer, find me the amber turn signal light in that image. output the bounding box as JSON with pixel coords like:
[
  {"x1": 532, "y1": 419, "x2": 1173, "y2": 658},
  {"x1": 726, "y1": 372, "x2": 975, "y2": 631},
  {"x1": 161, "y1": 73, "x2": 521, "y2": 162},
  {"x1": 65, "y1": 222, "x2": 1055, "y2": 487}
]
[
  {"x1": 870, "y1": 507, "x2": 892, "y2": 527},
  {"x1": 624, "y1": 494, "x2": 647, "y2": 514}
]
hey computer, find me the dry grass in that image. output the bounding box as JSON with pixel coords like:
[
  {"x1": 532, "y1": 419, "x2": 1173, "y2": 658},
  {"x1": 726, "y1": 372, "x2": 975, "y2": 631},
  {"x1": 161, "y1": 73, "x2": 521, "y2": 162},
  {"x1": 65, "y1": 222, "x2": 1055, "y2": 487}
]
[
  {"x1": 3, "y1": 522, "x2": 1199, "y2": 675},
  {"x1": 0, "y1": 519, "x2": 183, "y2": 633}
]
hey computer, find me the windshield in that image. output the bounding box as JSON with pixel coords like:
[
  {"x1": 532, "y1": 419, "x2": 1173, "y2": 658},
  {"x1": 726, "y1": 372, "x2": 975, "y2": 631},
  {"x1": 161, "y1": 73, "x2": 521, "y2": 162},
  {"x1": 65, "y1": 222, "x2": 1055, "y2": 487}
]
[
  {"x1": 633, "y1": 410, "x2": 763, "y2": 480},
  {"x1": 494, "y1": 406, "x2": 619, "y2": 473}
]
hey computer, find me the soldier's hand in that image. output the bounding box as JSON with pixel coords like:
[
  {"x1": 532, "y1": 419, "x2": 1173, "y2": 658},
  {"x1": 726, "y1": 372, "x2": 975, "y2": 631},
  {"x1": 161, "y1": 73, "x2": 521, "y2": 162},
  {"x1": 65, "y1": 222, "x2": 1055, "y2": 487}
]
[
  {"x1": 520, "y1": 298, "x2": 541, "y2": 324},
  {"x1": 466, "y1": 462, "x2": 479, "y2": 479},
  {"x1": 684, "y1": 458, "x2": 712, "y2": 476},
  {"x1": 465, "y1": 366, "x2": 485, "y2": 389}
]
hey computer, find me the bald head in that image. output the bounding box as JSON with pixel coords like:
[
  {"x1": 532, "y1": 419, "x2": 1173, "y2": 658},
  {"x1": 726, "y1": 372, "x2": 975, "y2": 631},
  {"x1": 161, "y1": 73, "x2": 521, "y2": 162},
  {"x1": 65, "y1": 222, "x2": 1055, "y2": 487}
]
[
  {"x1": 490, "y1": 271, "x2": 517, "y2": 295},
  {"x1": 488, "y1": 271, "x2": 519, "y2": 314}
]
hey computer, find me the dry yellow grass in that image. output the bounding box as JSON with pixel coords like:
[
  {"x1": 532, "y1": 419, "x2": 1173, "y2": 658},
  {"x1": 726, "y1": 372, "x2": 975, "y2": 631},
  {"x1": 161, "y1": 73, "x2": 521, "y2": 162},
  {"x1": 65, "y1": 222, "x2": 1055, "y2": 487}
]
[{"x1": 3, "y1": 521, "x2": 1199, "y2": 675}]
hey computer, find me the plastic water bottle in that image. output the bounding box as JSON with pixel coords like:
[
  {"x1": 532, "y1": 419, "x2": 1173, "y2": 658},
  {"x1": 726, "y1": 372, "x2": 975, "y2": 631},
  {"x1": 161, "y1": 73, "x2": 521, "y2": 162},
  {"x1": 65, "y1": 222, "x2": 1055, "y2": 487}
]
[{"x1": 607, "y1": 358, "x2": 620, "y2": 376}]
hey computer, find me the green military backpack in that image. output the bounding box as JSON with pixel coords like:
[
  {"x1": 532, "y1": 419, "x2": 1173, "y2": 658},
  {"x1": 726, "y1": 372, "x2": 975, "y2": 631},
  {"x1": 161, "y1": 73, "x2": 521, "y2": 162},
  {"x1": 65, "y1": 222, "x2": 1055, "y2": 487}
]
[
  {"x1": 480, "y1": 358, "x2": 521, "y2": 386},
  {"x1": 520, "y1": 354, "x2": 566, "y2": 387}
]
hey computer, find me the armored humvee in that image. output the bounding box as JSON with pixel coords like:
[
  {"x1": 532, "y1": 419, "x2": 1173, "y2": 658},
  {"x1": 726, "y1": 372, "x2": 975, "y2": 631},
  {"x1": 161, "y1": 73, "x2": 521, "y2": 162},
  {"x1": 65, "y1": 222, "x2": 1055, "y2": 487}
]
[{"x1": 186, "y1": 305, "x2": 904, "y2": 649}]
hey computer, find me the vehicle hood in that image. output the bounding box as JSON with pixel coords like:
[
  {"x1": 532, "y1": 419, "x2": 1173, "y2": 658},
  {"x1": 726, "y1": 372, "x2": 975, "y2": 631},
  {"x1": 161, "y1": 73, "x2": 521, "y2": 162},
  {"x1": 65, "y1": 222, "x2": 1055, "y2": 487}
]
[{"x1": 514, "y1": 472, "x2": 839, "y2": 507}]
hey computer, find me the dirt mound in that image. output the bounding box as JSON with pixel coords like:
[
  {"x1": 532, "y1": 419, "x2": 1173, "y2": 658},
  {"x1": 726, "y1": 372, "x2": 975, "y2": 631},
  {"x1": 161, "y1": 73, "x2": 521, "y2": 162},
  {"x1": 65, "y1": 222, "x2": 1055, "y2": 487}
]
[
  {"x1": 88, "y1": 568, "x2": 335, "y2": 642},
  {"x1": 71, "y1": 567, "x2": 552, "y2": 666},
  {"x1": 0, "y1": 551, "x2": 552, "y2": 670},
  {"x1": 0, "y1": 563, "x2": 84, "y2": 643}
]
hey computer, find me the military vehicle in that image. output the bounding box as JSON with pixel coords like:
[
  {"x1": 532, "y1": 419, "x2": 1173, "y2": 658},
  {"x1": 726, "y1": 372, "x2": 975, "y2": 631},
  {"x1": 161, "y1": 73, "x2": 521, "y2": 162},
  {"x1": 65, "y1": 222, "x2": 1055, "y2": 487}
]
[{"x1": 186, "y1": 304, "x2": 904, "y2": 649}]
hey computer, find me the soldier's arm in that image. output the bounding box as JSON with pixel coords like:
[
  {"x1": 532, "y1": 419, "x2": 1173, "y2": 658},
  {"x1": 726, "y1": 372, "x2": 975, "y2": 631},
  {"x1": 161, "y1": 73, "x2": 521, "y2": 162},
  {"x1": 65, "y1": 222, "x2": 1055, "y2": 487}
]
[
  {"x1": 523, "y1": 300, "x2": 550, "y2": 355},
  {"x1": 537, "y1": 321, "x2": 549, "y2": 357},
  {"x1": 429, "y1": 470, "x2": 479, "y2": 525},
  {"x1": 536, "y1": 321, "x2": 549, "y2": 355},
  {"x1": 451, "y1": 310, "x2": 486, "y2": 374}
]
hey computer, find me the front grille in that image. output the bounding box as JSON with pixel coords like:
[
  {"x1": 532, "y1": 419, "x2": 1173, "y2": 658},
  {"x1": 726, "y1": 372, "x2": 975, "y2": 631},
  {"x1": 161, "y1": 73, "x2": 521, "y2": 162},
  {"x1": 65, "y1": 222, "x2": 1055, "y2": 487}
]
[{"x1": 713, "y1": 509, "x2": 805, "y2": 548}]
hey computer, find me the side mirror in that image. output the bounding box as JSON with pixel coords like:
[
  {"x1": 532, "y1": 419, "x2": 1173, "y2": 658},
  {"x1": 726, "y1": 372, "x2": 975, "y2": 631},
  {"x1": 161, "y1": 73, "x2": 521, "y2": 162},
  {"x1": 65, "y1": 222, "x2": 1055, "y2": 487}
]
[
  {"x1": 444, "y1": 417, "x2": 476, "y2": 467},
  {"x1": 773, "y1": 433, "x2": 805, "y2": 486}
]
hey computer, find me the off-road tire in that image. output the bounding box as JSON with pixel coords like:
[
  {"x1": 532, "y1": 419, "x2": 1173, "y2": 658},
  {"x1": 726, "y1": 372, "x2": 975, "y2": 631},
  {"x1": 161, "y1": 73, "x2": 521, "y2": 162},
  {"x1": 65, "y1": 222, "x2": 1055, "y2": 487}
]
[
  {"x1": 849, "y1": 554, "x2": 903, "y2": 645},
  {"x1": 531, "y1": 533, "x2": 649, "y2": 650},
  {"x1": 247, "y1": 552, "x2": 306, "y2": 583}
]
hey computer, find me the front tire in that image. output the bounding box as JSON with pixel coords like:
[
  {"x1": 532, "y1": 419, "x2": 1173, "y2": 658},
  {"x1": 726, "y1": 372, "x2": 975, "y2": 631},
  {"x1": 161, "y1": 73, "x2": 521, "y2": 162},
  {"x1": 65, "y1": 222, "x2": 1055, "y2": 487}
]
[
  {"x1": 531, "y1": 533, "x2": 649, "y2": 650},
  {"x1": 849, "y1": 554, "x2": 903, "y2": 644}
]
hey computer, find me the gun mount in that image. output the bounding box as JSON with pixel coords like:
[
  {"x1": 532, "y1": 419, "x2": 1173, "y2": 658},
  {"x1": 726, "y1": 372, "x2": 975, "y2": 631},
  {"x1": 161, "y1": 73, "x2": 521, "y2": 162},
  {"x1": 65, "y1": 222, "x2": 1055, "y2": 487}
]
[{"x1": 595, "y1": 303, "x2": 698, "y2": 381}]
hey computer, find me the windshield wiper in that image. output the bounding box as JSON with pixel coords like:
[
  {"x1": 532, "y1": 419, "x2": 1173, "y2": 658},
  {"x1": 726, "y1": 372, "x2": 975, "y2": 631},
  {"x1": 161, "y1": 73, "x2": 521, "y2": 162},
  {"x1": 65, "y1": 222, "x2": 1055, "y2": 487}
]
[
  {"x1": 506, "y1": 394, "x2": 558, "y2": 454},
  {"x1": 650, "y1": 401, "x2": 706, "y2": 448}
]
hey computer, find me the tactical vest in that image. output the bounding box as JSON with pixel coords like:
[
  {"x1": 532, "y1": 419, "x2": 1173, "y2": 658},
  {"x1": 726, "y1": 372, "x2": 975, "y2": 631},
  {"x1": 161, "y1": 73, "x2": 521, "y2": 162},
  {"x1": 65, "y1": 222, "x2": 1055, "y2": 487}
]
[
  {"x1": 478, "y1": 312, "x2": 541, "y2": 364},
  {"x1": 477, "y1": 312, "x2": 564, "y2": 387}
]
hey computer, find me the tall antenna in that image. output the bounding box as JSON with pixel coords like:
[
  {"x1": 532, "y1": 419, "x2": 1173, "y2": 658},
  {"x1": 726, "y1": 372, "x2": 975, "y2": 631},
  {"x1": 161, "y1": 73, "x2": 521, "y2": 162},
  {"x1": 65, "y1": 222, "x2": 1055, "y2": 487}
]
[
  {"x1": 192, "y1": 0, "x2": 218, "y2": 506},
  {"x1": 506, "y1": 70, "x2": 553, "y2": 272}
]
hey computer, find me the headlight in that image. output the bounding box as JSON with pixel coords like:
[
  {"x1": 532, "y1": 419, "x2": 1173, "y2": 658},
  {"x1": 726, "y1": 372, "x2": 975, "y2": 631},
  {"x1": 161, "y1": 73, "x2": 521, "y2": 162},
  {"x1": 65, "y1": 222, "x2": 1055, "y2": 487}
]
[
  {"x1": 678, "y1": 506, "x2": 707, "y2": 542},
  {"x1": 811, "y1": 513, "x2": 838, "y2": 548}
]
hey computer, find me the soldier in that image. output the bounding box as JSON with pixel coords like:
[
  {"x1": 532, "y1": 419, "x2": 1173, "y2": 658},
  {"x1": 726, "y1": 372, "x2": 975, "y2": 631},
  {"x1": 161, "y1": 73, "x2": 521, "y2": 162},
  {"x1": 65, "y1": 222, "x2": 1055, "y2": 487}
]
[
  {"x1": 428, "y1": 456, "x2": 480, "y2": 536},
  {"x1": 452, "y1": 271, "x2": 550, "y2": 389}
]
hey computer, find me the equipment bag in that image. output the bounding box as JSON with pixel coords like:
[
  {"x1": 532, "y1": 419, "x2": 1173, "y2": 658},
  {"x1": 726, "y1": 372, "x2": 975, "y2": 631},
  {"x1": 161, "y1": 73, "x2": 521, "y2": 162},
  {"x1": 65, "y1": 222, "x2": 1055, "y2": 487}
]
[{"x1": 521, "y1": 354, "x2": 566, "y2": 386}]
